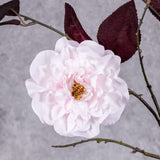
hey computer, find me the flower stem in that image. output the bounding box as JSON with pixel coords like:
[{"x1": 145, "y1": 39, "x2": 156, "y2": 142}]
[
  {"x1": 136, "y1": 2, "x2": 160, "y2": 117},
  {"x1": 52, "y1": 138, "x2": 160, "y2": 159},
  {"x1": 19, "y1": 14, "x2": 72, "y2": 40},
  {"x1": 129, "y1": 88, "x2": 160, "y2": 126}
]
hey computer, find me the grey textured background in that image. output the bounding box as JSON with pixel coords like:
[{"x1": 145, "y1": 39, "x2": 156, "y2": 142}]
[{"x1": 0, "y1": 0, "x2": 160, "y2": 160}]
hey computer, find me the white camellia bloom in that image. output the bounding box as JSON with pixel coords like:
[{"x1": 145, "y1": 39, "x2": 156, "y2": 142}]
[{"x1": 25, "y1": 37, "x2": 129, "y2": 138}]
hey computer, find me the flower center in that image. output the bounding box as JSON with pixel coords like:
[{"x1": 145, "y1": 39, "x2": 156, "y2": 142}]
[{"x1": 71, "y1": 80, "x2": 86, "y2": 100}]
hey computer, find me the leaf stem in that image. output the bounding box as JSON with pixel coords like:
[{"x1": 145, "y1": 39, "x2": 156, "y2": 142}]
[
  {"x1": 52, "y1": 138, "x2": 160, "y2": 159},
  {"x1": 129, "y1": 88, "x2": 160, "y2": 126},
  {"x1": 19, "y1": 13, "x2": 72, "y2": 40},
  {"x1": 136, "y1": 2, "x2": 160, "y2": 117}
]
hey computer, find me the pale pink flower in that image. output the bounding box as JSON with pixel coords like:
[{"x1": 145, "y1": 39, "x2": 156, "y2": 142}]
[{"x1": 25, "y1": 37, "x2": 129, "y2": 138}]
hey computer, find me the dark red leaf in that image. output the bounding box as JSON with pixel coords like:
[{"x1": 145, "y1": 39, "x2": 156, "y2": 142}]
[
  {"x1": 0, "y1": 0, "x2": 20, "y2": 21},
  {"x1": 64, "y1": 3, "x2": 91, "y2": 43},
  {"x1": 0, "y1": 19, "x2": 20, "y2": 26},
  {"x1": 97, "y1": 0, "x2": 138, "y2": 63},
  {"x1": 149, "y1": 0, "x2": 160, "y2": 21}
]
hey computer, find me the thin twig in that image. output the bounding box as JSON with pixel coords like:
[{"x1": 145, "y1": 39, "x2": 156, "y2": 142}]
[
  {"x1": 142, "y1": 0, "x2": 160, "y2": 20},
  {"x1": 136, "y1": 2, "x2": 160, "y2": 117},
  {"x1": 20, "y1": 14, "x2": 61, "y2": 36},
  {"x1": 10, "y1": 9, "x2": 71, "y2": 40},
  {"x1": 52, "y1": 138, "x2": 160, "y2": 159},
  {"x1": 129, "y1": 88, "x2": 160, "y2": 126},
  {"x1": 10, "y1": 9, "x2": 36, "y2": 26},
  {"x1": 19, "y1": 14, "x2": 72, "y2": 40}
]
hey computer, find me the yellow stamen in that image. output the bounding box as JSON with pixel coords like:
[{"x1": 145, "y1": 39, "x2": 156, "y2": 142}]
[{"x1": 71, "y1": 80, "x2": 85, "y2": 100}]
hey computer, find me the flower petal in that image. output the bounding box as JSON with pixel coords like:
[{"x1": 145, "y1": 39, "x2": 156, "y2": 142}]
[
  {"x1": 25, "y1": 79, "x2": 46, "y2": 97},
  {"x1": 30, "y1": 50, "x2": 58, "y2": 83},
  {"x1": 54, "y1": 115, "x2": 68, "y2": 136},
  {"x1": 79, "y1": 40, "x2": 105, "y2": 56},
  {"x1": 32, "y1": 94, "x2": 53, "y2": 125},
  {"x1": 73, "y1": 122, "x2": 100, "y2": 138},
  {"x1": 102, "y1": 107, "x2": 125, "y2": 125},
  {"x1": 55, "y1": 37, "x2": 79, "y2": 53}
]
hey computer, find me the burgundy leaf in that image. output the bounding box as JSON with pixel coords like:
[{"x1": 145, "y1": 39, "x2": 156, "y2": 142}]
[
  {"x1": 65, "y1": 3, "x2": 91, "y2": 43},
  {"x1": 97, "y1": 0, "x2": 139, "y2": 63},
  {"x1": 0, "y1": 0, "x2": 20, "y2": 21},
  {"x1": 0, "y1": 19, "x2": 20, "y2": 26},
  {"x1": 149, "y1": 0, "x2": 160, "y2": 21}
]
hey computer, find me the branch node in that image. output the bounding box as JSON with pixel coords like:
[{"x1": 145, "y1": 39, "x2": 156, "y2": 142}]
[
  {"x1": 147, "y1": 0, "x2": 151, "y2": 5},
  {"x1": 96, "y1": 139, "x2": 102, "y2": 144},
  {"x1": 131, "y1": 150, "x2": 137, "y2": 154},
  {"x1": 10, "y1": 8, "x2": 35, "y2": 27}
]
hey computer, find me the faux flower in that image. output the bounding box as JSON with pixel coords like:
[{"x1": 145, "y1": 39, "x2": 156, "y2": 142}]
[{"x1": 25, "y1": 37, "x2": 129, "y2": 138}]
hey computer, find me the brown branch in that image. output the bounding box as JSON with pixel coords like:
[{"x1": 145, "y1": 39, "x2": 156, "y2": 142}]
[
  {"x1": 142, "y1": 0, "x2": 160, "y2": 20},
  {"x1": 19, "y1": 14, "x2": 72, "y2": 40},
  {"x1": 10, "y1": 9, "x2": 35, "y2": 26},
  {"x1": 129, "y1": 88, "x2": 160, "y2": 126},
  {"x1": 52, "y1": 138, "x2": 160, "y2": 159},
  {"x1": 10, "y1": 9, "x2": 71, "y2": 40},
  {"x1": 136, "y1": 2, "x2": 160, "y2": 117}
]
